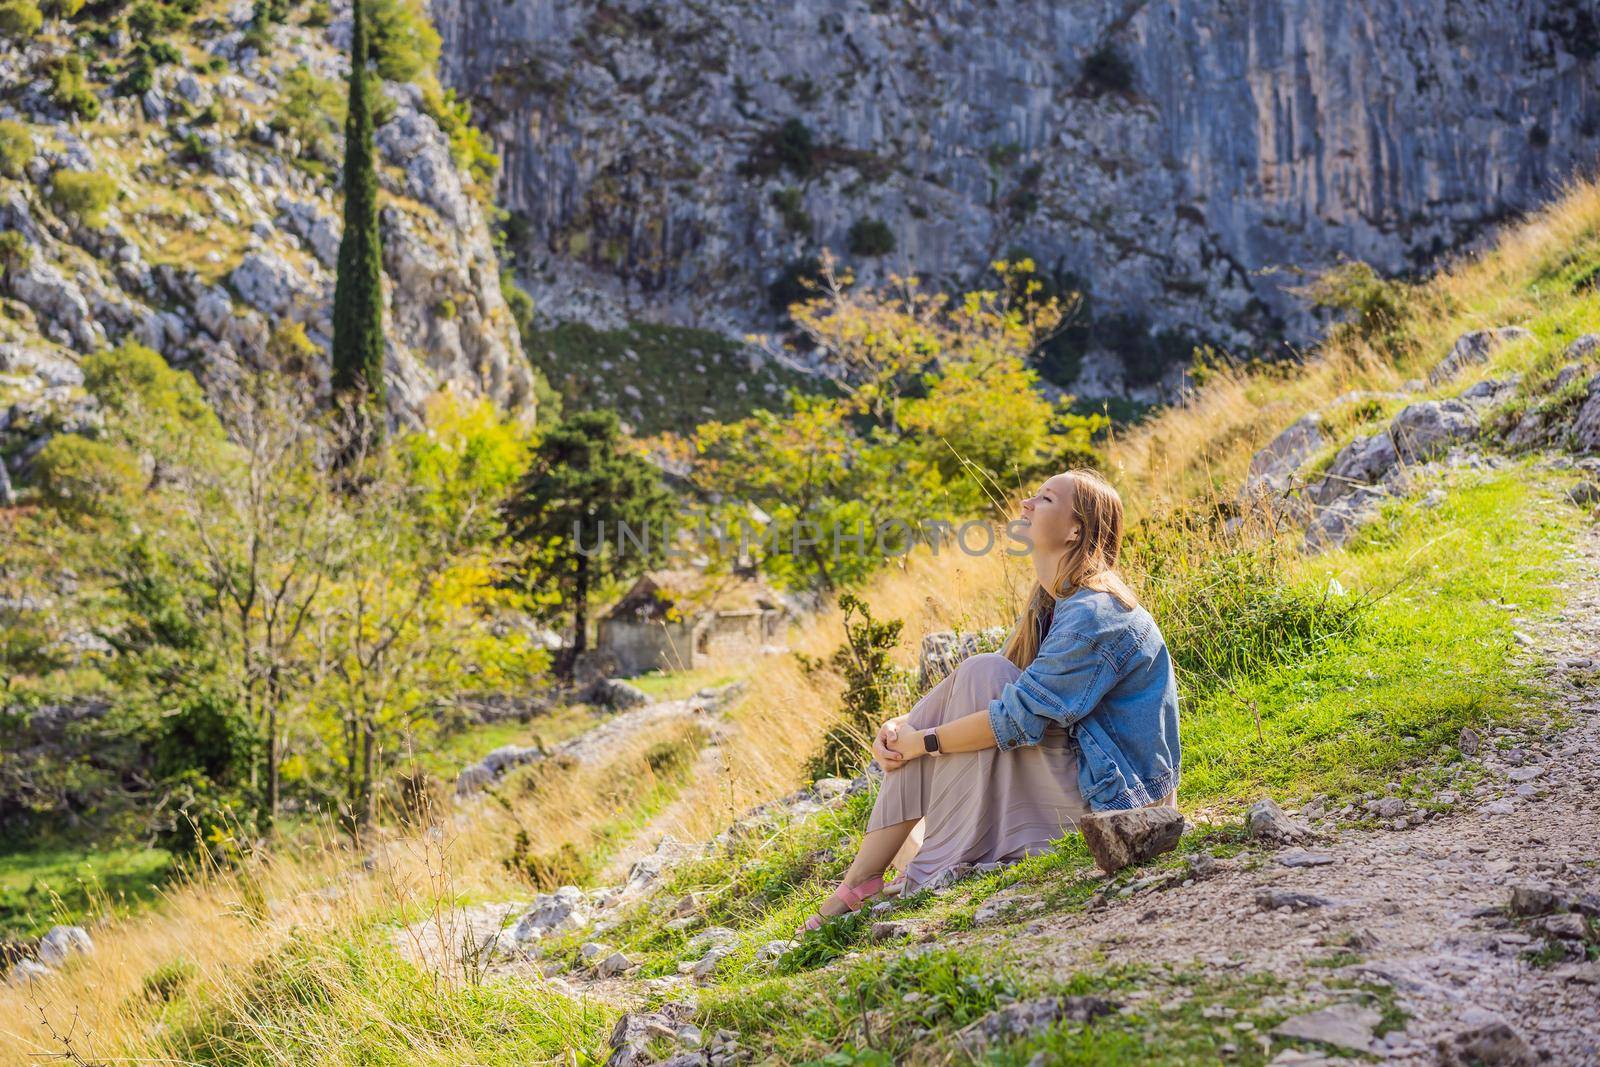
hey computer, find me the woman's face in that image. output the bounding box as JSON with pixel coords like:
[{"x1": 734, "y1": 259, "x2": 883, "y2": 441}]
[{"x1": 1019, "y1": 474, "x2": 1081, "y2": 554}]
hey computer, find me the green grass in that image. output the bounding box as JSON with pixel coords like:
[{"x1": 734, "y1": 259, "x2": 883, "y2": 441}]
[
  {"x1": 0, "y1": 839, "x2": 172, "y2": 937},
  {"x1": 161, "y1": 929, "x2": 609, "y2": 1066},
  {"x1": 628, "y1": 666, "x2": 743, "y2": 701},
  {"x1": 1178, "y1": 465, "x2": 1580, "y2": 806},
  {"x1": 524, "y1": 321, "x2": 816, "y2": 435},
  {"x1": 406, "y1": 704, "x2": 602, "y2": 781}
]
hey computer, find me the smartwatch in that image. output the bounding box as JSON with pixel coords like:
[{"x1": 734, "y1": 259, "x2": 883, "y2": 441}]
[{"x1": 923, "y1": 729, "x2": 940, "y2": 754}]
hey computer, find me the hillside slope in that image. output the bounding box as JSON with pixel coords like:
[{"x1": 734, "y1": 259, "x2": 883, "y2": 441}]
[
  {"x1": 4, "y1": 171, "x2": 1600, "y2": 1066},
  {"x1": 0, "y1": 0, "x2": 534, "y2": 491}
]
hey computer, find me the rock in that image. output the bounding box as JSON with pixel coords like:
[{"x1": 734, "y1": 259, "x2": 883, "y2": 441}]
[
  {"x1": 1311, "y1": 432, "x2": 1398, "y2": 497},
  {"x1": 1436, "y1": 1015, "x2": 1534, "y2": 1067},
  {"x1": 229, "y1": 250, "x2": 310, "y2": 319},
  {"x1": 1571, "y1": 373, "x2": 1600, "y2": 452},
  {"x1": 1505, "y1": 765, "x2": 1541, "y2": 783},
  {"x1": 1303, "y1": 484, "x2": 1390, "y2": 551},
  {"x1": 1535, "y1": 913, "x2": 1587, "y2": 940},
  {"x1": 596, "y1": 950, "x2": 633, "y2": 977},
  {"x1": 34, "y1": 925, "x2": 92, "y2": 967},
  {"x1": 1508, "y1": 885, "x2": 1560, "y2": 917},
  {"x1": 869, "y1": 920, "x2": 914, "y2": 942},
  {"x1": 172, "y1": 72, "x2": 213, "y2": 107},
  {"x1": 512, "y1": 886, "x2": 588, "y2": 940},
  {"x1": 1270, "y1": 1003, "x2": 1380, "y2": 1053},
  {"x1": 755, "y1": 939, "x2": 795, "y2": 962},
  {"x1": 608, "y1": 1012, "x2": 683, "y2": 1067},
  {"x1": 1556, "y1": 961, "x2": 1600, "y2": 985},
  {"x1": 1245, "y1": 413, "x2": 1325, "y2": 496},
  {"x1": 684, "y1": 926, "x2": 738, "y2": 952},
  {"x1": 1388, "y1": 399, "x2": 1481, "y2": 464},
  {"x1": 1482, "y1": 798, "x2": 1516, "y2": 815},
  {"x1": 579, "y1": 941, "x2": 608, "y2": 960},
  {"x1": 1275, "y1": 848, "x2": 1336, "y2": 868},
  {"x1": 811, "y1": 777, "x2": 851, "y2": 800},
  {"x1": 1429, "y1": 327, "x2": 1532, "y2": 386},
  {"x1": 587, "y1": 677, "x2": 650, "y2": 710},
  {"x1": 5, "y1": 959, "x2": 52, "y2": 986},
  {"x1": 917, "y1": 628, "x2": 1008, "y2": 687},
  {"x1": 1568, "y1": 481, "x2": 1600, "y2": 506},
  {"x1": 1366, "y1": 796, "x2": 1407, "y2": 819},
  {"x1": 972, "y1": 892, "x2": 1041, "y2": 926},
  {"x1": 454, "y1": 763, "x2": 494, "y2": 796},
  {"x1": 1078, "y1": 805, "x2": 1185, "y2": 873},
  {"x1": 1458, "y1": 727, "x2": 1480, "y2": 756},
  {"x1": 1247, "y1": 797, "x2": 1311, "y2": 844},
  {"x1": 954, "y1": 995, "x2": 1119, "y2": 1056},
  {"x1": 691, "y1": 944, "x2": 732, "y2": 980},
  {"x1": 1256, "y1": 888, "x2": 1334, "y2": 911}
]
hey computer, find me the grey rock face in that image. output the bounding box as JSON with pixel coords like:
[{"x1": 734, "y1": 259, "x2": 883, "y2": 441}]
[
  {"x1": 1429, "y1": 328, "x2": 1533, "y2": 387},
  {"x1": 1303, "y1": 484, "x2": 1390, "y2": 552},
  {"x1": 1573, "y1": 373, "x2": 1600, "y2": 452},
  {"x1": 1389, "y1": 399, "x2": 1482, "y2": 464},
  {"x1": 1245, "y1": 413, "x2": 1325, "y2": 496},
  {"x1": 1309, "y1": 432, "x2": 1397, "y2": 504},
  {"x1": 434, "y1": 0, "x2": 1600, "y2": 383}
]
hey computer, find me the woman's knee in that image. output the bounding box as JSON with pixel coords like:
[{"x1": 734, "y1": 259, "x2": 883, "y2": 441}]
[{"x1": 955, "y1": 652, "x2": 1021, "y2": 696}]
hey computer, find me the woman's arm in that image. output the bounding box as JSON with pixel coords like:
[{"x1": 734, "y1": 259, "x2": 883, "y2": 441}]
[{"x1": 884, "y1": 710, "x2": 998, "y2": 764}]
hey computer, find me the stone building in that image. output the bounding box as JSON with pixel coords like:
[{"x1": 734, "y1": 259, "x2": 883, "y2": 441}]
[{"x1": 595, "y1": 570, "x2": 788, "y2": 676}]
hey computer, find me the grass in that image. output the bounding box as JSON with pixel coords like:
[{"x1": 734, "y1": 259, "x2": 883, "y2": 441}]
[
  {"x1": 407, "y1": 703, "x2": 602, "y2": 781},
  {"x1": 1178, "y1": 465, "x2": 1579, "y2": 807},
  {"x1": 0, "y1": 841, "x2": 172, "y2": 938}
]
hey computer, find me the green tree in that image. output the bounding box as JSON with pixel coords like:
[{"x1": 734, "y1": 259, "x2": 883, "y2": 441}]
[
  {"x1": 367, "y1": 0, "x2": 440, "y2": 82},
  {"x1": 506, "y1": 410, "x2": 676, "y2": 676},
  {"x1": 331, "y1": 0, "x2": 386, "y2": 419},
  {"x1": 0, "y1": 0, "x2": 42, "y2": 39}
]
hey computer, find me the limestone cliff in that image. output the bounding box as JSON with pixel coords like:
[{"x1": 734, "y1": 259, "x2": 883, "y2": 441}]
[{"x1": 434, "y1": 0, "x2": 1600, "y2": 393}]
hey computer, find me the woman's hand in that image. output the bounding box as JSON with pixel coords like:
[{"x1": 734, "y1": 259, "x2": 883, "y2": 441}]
[{"x1": 873, "y1": 715, "x2": 912, "y2": 771}]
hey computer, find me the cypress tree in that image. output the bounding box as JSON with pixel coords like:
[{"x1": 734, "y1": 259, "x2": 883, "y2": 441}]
[{"x1": 331, "y1": 0, "x2": 386, "y2": 418}]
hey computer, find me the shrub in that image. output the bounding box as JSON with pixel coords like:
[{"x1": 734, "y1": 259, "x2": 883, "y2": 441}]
[
  {"x1": 33, "y1": 434, "x2": 146, "y2": 516},
  {"x1": 744, "y1": 117, "x2": 816, "y2": 179},
  {"x1": 770, "y1": 186, "x2": 811, "y2": 234},
  {"x1": 1300, "y1": 260, "x2": 1412, "y2": 357},
  {"x1": 768, "y1": 255, "x2": 824, "y2": 313},
  {"x1": 368, "y1": 0, "x2": 441, "y2": 82},
  {"x1": 801, "y1": 593, "x2": 912, "y2": 779},
  {"x1": 266, "y1": 319, "x2": 320, "y2": 376},
  {"x1": 0, "y1": 120, "x2": 33, "y2": 178},
  {"x1": 846, "y1": 216, "x2": 896, "y2": 257},
  {"x1": 0, "y1": 229, "x2": 30, "y2": 278},
  {"x1": 0, "y1": 0, "x2": 42, "y2": 39},
  {"x1": 1081, "y1": 43, "x2": 1136, "y2": 94},
  {"x1": 47, "y1": 55, "x2": 100, "y2": 120},
  {"x1": 82, "y1": 341, "x2": 221, "y2": 441},
  {"x1": 274, "y1": 65, "x2": 343, "y2": 159},
  {"x1": 39, "y1": 0, "x2": 85, "y2": 16},
  {"x1": 302, "y1": 0, "x2": 329, "y2": 25},
  {"x1": 48, "y1": 170, "x2": 118, "y2": 227},
  {"x1": 421, "y1": 83, "x2": 498, "y2": 192},
  {"x1": 434, "y1": 296, "x2": 457, "y2": 320}
]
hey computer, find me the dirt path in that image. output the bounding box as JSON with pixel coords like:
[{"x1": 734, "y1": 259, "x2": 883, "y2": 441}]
[{"x1": 963, "y1": 518, "x2": 1600, "y2": 1064}]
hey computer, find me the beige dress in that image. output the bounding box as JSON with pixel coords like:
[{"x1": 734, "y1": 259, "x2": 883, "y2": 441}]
[{"x1": 867, "y1": 652, "x2": 1086, "y2": 890}]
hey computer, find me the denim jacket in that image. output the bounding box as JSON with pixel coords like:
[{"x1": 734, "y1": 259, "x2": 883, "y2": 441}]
[{"x1": 987, "y1": 588, "x2": 1180, "y2": 810}]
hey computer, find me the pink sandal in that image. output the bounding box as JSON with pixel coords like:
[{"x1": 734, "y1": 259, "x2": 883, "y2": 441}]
[{"x1": 796, "y1": 875, "x2": 886, "y2": 937}]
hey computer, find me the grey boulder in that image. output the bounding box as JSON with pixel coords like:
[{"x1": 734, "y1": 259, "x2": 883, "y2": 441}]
[
  {"x1": 1078, "y1": 805, "x2": 1185, "y2": 874},
  {"x1": 1389, "y1": 399, "x2": 1481, "y2": 464},
  {"x1": 1428, "y1": 327, "x2": 1531, "y2": 386}
]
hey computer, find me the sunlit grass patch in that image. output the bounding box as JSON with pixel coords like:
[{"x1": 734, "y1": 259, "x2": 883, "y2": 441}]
[{"x1": 1179, "y1": 466, "x2": 1579, "y2": 806}]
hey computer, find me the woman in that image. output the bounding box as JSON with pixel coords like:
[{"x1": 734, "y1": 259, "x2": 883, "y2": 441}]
[{"x1": 799, "y1": 469, "x2": 1180, "y2": 933}]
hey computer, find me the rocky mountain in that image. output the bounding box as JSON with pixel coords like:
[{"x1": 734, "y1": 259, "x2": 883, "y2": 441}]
[
  {"x1": 433, "y1": 0, "x2": 1600, "y2": 394},
  {"x1": 0, "y1": 0, "x2": 534, "y2": 488}
]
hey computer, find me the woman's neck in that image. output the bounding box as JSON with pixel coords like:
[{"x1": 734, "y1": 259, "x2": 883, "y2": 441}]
[{"x1": 1031, "y1": 548, "x2": 1066, "y2": 594}]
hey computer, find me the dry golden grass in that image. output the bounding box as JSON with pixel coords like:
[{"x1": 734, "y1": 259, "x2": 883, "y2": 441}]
[{"x1": 5, "y1": 174, "x2": 1600, "y2": 1066}]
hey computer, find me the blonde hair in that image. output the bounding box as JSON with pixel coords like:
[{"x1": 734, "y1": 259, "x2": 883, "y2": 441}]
[{"x1": 1002, "y1": 468, "x2": 1139, "y2": 669}]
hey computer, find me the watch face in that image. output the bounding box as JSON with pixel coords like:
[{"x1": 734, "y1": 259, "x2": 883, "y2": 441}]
[{"x1": 924, "y1": 731, "x2": 939, "y2": 753}]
